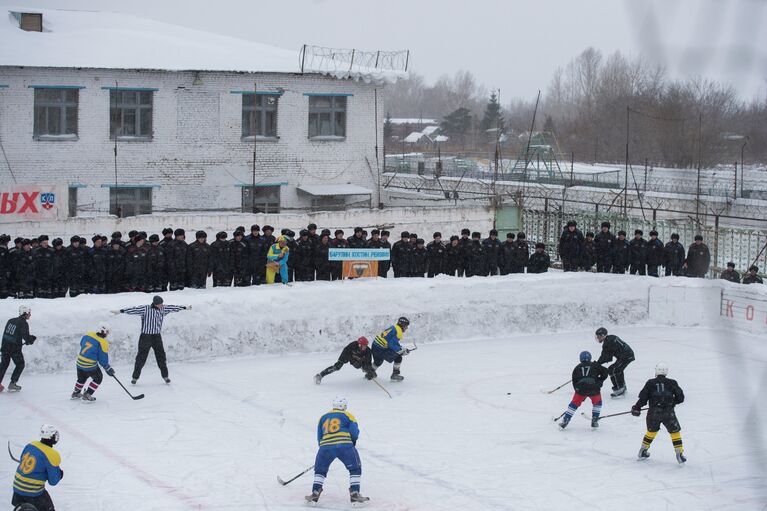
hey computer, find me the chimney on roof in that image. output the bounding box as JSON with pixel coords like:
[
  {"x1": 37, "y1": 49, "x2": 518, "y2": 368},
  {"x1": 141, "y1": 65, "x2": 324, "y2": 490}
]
[{"x1": 20, "y1": 13, "x2": 43, "y2": 32}]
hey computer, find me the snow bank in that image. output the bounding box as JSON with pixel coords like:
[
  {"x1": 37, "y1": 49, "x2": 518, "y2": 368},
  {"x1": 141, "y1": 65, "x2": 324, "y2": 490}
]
[{"x1": 1, "y1": 272, "x2": 752, "y2": 375}]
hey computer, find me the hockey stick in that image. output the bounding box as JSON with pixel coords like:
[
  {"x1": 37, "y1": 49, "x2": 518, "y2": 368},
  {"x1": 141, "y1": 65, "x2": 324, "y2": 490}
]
[
  {"x1": 277, "y1": 464, "x2": 314, "y2": 486},
  {"x1": 543, "y1": 379, "x2": 572, "y2": 394},
  {"x1": 582, "y1": 407, "x2": 647, "y2": 422},
  {"x1": 370, "y1": 377, "x2": 393, "y2": 399},
  {"x1": 552, "y1": 412, "x2": 566, "y2": 422},
  {"x1": 111, "y1": 374, "x2": 145, "y2": 400},
  {"x1": 7, "y1": 441, "x2": 20, "y2": 463}
]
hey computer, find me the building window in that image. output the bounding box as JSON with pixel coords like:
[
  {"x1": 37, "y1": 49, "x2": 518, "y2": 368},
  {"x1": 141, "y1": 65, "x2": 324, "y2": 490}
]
[
  {"x1": 110, "y1": 90, "x2": 153, "y2": 139},
  {"x1": 68, "y1": 187, "x2": 78, "y2": 217},
  {"x1": 109, "y1": 187, "x2": 152, "y2": 217},
  {"x1": 33, "y1": 88, "x2": 78, "y2": 139},
  {"x1": 241, "y1": 186, "x2": 280, "y2": 213},
  {"x1": 242, "y1": 95, "x2": 278, "y2": 138},
  {"x1": 308, "y1": 96, "x2": 346, "y2": 138}
]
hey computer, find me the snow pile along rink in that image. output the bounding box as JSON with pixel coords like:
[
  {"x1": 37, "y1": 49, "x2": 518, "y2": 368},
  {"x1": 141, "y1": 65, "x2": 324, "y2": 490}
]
[{"x1": 0, "y1": 273, "x2": 731, "y2": 373}]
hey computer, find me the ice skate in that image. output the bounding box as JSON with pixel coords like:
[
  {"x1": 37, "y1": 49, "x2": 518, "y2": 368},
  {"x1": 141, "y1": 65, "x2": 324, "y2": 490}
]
[
  {"x1": 82, "y1": 393, "x2": 96, "y2": 402},
  {"x1": 71, "y1": 390, "x2": 82, "y2": 399},
  {"x1": 676, "y1": 451, "x2": 686, "y2": 464},
  {"x1": 558, "y1": 415, "x2": 571, "y2": 429},
  {"x1": 314, "y1": 373, "x2": 322, "y2": 385},
  {"x1": 8, "y1": 382, "x2": 21, "y2": 392},
  {"x1": 638, "y1": 447, "x2": 650, "y2": 460},
  {"x1": 350, "y1": 490, "x2": 370, "y2": 504},
  {"x1": 390, "y1": 369, "x2": 404, "y2": 382},
  {"x1": 610, "y1": 386, "x2": 626, "y2": 398},
  {"x1": 164, "y1": 377, "x2": 171, "y2": 384},
  {"x1": 591, "y1": 417, "x2": 599, "y2": 428},
  {"x1": 305, "y1": 490, "x2": 321, "y2": 504},
  {"x1": 131, "y1": 379, "x2": 137, "y2": 385}
]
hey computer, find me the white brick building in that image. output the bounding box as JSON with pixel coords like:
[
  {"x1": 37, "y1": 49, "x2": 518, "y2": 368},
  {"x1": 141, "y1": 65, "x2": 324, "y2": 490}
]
[{"x1": 0, "y1": 9, "x2": 406, "y2": 218}]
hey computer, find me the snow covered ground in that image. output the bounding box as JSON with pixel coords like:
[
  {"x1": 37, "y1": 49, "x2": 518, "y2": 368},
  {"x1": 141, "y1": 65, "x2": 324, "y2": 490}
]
[{"x1": 1, "y1": 275, "x2": 765, "y2": 510}]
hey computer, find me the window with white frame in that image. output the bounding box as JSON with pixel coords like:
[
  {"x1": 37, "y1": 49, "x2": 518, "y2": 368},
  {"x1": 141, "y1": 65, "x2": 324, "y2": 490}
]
[
  {"x1": 110, "y1": 90, "x2": 153, "y2": 139},
  {"x1": 109, "y1": 187, "x2": 152, "y2": 217},
  {"x1": 308, "y1": 96, "x2": 346, "y2": 138},
  {"x1": 242, "y1": 94, "x2": 278, "y2": 138},
  {"x1": 33, "y1": 88, "x2": 79, "y2": 138},
  {"x1": 241, "y1": 186, "x2": 280, "y2": 213}
]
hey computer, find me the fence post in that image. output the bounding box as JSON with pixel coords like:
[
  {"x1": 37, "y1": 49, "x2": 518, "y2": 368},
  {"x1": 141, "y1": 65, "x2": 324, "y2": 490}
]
[
  {"x1": 544, "y1": 198, "x2": 549, "y2": 244},
  {"x1": 713, "y1": 215, "x2": 720, "y2": 277},
  {"x1": 734, "y1": 161, "x2": 738, "y2": 200},
  {"x1": 652, "y1": 208, "x2": 656, "y2": 223}
]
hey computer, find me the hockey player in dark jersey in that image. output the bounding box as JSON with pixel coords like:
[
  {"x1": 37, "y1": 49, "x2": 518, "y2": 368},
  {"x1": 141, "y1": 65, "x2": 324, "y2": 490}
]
[
  {"x1": 631, "y1": 362, "x2": 686, "y2": 463},
  {"x1": 314, "y1": 337, "x2": 376, "y2": 384},
  {"x1": 1, "y1": 305, "x2": 36, "y2": 393},
  {"x1": 558, "y1": 351, "x2": 608, "y2": 429},
  {"x1": 595, "y1": 327, "x2": 635, "y2": 398}
]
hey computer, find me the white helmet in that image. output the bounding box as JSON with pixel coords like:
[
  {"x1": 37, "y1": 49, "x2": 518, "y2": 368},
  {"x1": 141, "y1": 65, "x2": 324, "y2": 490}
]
[
  {"x1": 19, "y1": 305, "x2": 31, "y2": 316},
  {"x1": 655, "y1": 362, "x2": 669, "y2": 377},
  {"x1": 98, "y1": 323, "x2": 111, "y2": 337},
  {"x1": 332, "y1": 396, "x2": 348, "y2": 411},
  {"x1": 40, "y1": 424, "x2": 59, "y2": 444}
]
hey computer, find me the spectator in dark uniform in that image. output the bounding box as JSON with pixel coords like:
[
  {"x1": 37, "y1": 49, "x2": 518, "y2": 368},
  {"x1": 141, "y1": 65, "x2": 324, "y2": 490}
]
[
  {"x1": 307, "y1": 224, "x2": 320, "y2": 248},
  {"x1": 347, "y1": 227, "x2": 366, "y2": 248},
  {"x1": 33, "y1": 235, "x2": 54, "y2": 298},
  {"x1": 245, "y1": 225, "x2": 263, "y2": 285},
  {"x1": 558, "y1": 220, "x2": 584, "y2": 272},
  {"x1": 664, "y1": 233, "x2": 686, "y2": 276},
  {"x1": 458, "y1": 228, "x2": 472, "y2": 277},
  {"x1": 314, "y1": 233, "x2": 332, "y2": 281},
  {"x1": 294, "y1": 230, "x2": 315, "y2": 282},
  {"x1": 0, "y1": 234, "x2": 9, "y2": 299},
  {"x1": 466, "y1": 232, "x2": 486, "y2": 277},
  {"x1": 145, "y1": 234, "x2": 165, "y2": 292},
  {"x1": 444, "y1": 235, "x2": 462, "y2": 277},
  {"x1": 329, "y1": 230, "x2": 348, "y2": 280},
  {"x1": 412, "y1": 239, "x2": 427, "y2": 277},
  {"x1": 594, "y1": 221, "x2": 615, "y2": 273},
  {"x1": 742, "y1": 265, "x2": 763, "y2": 285},
  {"x1": 580, "y1": 232, "x2": 596, "y2": 271},
  {"x1": 230, "y1": 230, "x2": 250, "y2": 286},
  {"x1": 719, "y1": 262, "x2": 740, "y2": 283},
  {"x1": 66, "y1": 236, "x2": 88, "y2": 297},
  {"x1": 187, "y1": 231, "x2": 211, "y2": 289},
  {"x1": 13, "y1": 240, "x2": 35, "y2": 298},
  {"x1": 426, "y1": 232, "x2": 445, "y2": 277},
  {"x1": 628, "y1": 229, "x2": 647, "y2": 275},
  {"x1": 167, "y1": 229, "x2": 187, "y2": 291},
  {"x1": 157, "y1": 228, "x2": 174, "y2": 290},
  {"x1": 512, "y1": 233, "x2": 529, "y2": 273},
  {"x1": 612, "y1": 231, "x2": 629, "y2": 274},
  {"x1": 685, "y1": 235, "x2": 710, "y2": 278},
  {"x1": 499, "y1": 233, "x2": 516, "y2": 275},
  {"x1": 51, "y1": 238, "x2": 68, "y2": 298},
  {"x1": 482, "y1": 229, "x2": 502, "y2": 276},
  {"x1": 528, "y1": 242, "x2": 550, "y2": 273},
  {"x1": 209, "y1": 231, "x2": 231, "y2": 287},
  {"x1": 405, "y1": 233, "x2": 419, "y2": 276},
  {"x1": 89, "y1": 235, "x2": 107, "y2": 294},
  {"x1": 391, "y1": 231, "x2": 410, "y2": 278},
  {"x1": 378, "y1": 230, "x2": 392, "y2": 278},
  {"x1": 124, "y1": 234, "x2": 148, "y2": 292},
  {"x1": 106, "y1": 239, "x2": 126, "y2": 294}
]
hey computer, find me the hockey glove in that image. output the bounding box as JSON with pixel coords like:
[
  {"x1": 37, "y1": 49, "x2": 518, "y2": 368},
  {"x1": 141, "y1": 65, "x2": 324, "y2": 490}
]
[
  {"x1": 365, "y1": 370, "x2": 377, "y2": 380},
  {"x1": 185, "y1": 305, "x2": 192, "y2": 310},
  {"x1": 106, "y1": 367, "x2": 115, "y2": 377},
  {"x1": 25, "y1": 336, "x2": 36, "y2": 345},
  {"x1": 631, "y1": 406, "x2": 642, "y2": 417}
]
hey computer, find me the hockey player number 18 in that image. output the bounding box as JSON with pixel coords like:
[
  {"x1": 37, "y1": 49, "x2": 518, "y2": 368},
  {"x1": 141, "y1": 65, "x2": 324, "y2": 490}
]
[
  {"x1": 20, "y1": 452, "x2": 37, "y2": 474},
  {"x1": 323, "y1": 418, "x2": 341, "y2": 434}
]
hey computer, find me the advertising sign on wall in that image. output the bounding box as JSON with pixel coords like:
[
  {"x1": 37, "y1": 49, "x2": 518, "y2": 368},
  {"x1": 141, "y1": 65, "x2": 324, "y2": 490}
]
[{"x1": 0, "y1": 185, "x2": 64, "y2": 223}]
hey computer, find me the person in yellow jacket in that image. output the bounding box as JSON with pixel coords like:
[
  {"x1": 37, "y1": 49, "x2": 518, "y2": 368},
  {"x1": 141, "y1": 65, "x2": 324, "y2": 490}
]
[{"x1": 266, "y1": 235, "x2": 290, "y2": 284}]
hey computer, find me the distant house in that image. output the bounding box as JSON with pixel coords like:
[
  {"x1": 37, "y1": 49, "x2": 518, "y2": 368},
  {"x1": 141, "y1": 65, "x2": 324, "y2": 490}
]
[
  {"x1": 0, "y1": 8, "x2": 406, "y2": 217},
  {"x1": 389, "y1": 117, "x2": 437, "y2": 140}
]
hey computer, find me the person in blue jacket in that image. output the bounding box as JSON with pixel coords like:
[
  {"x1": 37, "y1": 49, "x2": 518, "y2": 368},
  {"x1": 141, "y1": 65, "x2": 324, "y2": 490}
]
[
  {"x1": 371, "y1": 316, "x2": 411, "y2": 381},
  {"x1": 306, "y1": 397, "x2": 369, "y2": 505},
  {"x1": 72, "y1": 324, "x2": 114, "y2": 402},
  {"x1": 12, "y1": 424, "x2": 63, "y2": 511}
]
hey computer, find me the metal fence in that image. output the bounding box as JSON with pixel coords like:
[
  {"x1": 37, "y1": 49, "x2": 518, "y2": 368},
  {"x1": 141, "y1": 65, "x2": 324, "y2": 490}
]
[{"x1": 520, "y1": 207, "x2": 767, "y2": 278}]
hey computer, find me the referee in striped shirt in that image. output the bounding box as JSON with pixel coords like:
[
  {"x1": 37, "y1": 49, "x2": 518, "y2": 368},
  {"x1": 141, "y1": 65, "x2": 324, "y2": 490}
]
[{"x1": 114, "y1": 295, "x2": 190, "y2": 384}]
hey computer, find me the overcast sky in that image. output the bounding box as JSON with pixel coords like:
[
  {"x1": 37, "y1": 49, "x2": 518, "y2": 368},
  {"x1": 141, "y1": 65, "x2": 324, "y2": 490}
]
[{"x1": 5, "y1": 0, "x2": 766, "y2": 102}]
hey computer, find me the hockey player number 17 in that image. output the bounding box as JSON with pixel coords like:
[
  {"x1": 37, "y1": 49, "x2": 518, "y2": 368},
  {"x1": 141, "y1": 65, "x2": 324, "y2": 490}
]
[
  {"x1": 581, "y1": 366, "x2": 591, "y2": 376},
  {"x1": 20, "y1": 452, "x2": 37, "y2": 474},
  {"x1": 323, "y1": 418, "x2": 341, "y2": 434}
]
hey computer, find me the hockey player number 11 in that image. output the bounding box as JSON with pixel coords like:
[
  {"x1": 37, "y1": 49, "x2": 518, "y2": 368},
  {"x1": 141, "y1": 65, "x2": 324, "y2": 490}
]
[{"x1": 322, "y1": 418, "x2": 341, "y2": 434}]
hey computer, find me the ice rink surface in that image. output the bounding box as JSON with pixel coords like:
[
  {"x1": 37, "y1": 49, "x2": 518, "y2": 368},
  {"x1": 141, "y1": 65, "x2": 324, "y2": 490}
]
[{"x1": 2, "y1": 325, "x2": 765, "y2": 510}]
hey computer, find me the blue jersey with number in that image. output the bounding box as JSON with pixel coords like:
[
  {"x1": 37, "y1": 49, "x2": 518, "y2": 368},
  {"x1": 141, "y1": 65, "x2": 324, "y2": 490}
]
[
  {"x1": 76, "y1": 332, "x2": 111, "y2": 372},
  {"x1": 316, "y1": 410, "x2": 359, "y2": 448},
  {"x1": 13, "y1": 441, "x2": 63, "y2": 497},
  {"x1": 373, "y1": 324, "x2": 404, "y2": 352}
]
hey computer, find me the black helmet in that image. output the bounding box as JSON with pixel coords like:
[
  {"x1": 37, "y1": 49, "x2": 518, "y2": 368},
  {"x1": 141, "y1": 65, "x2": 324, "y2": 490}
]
[
  {"x1": 595, "y1": 327, "x2": 608, "y2": 337},
  {"x1": 397, "y1": 317, "x2": 410, "y2": 327}
]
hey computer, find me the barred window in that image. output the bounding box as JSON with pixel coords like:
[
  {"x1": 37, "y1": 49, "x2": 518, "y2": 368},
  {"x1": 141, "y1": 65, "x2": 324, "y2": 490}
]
[
  {"x1": 241, "y1": 186, "x2": 280, "y2": 213},
  {"x1": 110, "y1": 187, "x2": 153, "y2": 217},
  {"x1": 308, "y1": 96, "x2": 346, "y2": 138},
  {"x1": 33, "y1": 88, "x2": 78, "y2": 138},
  {"x1": 242, "y1": 94, "x2": 278, "y2": 138},
  {"x1": 110, "y1": 90, "x2": 153, "y2": 139}
]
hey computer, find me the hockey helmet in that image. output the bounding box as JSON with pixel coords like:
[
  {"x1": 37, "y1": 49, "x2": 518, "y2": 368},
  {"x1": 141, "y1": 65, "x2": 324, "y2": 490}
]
[
  {"x1": 579, "y1": 351, "x2": 592, "y2": 362},
  {"x1": 357, "y1": 337, "x2": 369, "y2": 347},
  {"x1": 40, "y1": 424, "x2": 59, "y2": 444},
  {"x1": 655, "y1": 362, "x2": 668, "y2": 377},
  {"x1": 397, "y1": 317, "x2": 410, "y2": 328},
  {"x1": 595, "y1": 327, "x2": 608, "y2": 338},
  {"x1": 98, "y1": 323, "x2": 111, "y2": 338},
  {"x1": 19, "y1": 305, "x2": 31, "y2": 317},
  {"x1": 332, "y1": 396, "x2": 348, "y2": 411}
]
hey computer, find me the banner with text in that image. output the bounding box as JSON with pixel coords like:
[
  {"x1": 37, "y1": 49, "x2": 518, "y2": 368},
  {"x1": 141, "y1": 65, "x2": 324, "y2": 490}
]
[
  {"x1": 0, "y1": 184, "x2": 64, "y2": 223},
  {"x1": 328, "y1": 248, "x2": 390, "y2": 261}
]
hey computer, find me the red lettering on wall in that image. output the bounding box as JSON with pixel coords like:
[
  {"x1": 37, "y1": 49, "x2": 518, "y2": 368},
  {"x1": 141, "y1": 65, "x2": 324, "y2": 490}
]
[
  {"x1": 746, "y1": 305, "x2": 754, "y2": 321},
  {"x1": 725, "y1": 300, "x2": 734, "y2": 317},
  {"x1": 0, "y1": 192, "x2": 18, "y2": 214},
  {"x1": 17, "y1": 192, "x2": 39, "y2": 214}
]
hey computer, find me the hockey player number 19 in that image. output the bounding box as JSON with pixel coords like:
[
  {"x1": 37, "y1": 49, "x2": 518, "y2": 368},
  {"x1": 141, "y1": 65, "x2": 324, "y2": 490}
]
[
  {"x1": 323, "y1": 418, "x2": 341, "y2": 434},
  {"x1": 20, "y1": 452, "x2": 37, "y2": 475}
]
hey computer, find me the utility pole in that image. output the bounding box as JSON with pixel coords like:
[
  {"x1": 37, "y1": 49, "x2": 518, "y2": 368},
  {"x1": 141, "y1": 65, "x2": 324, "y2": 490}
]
[
  {"x1": 696, "y1": 112, "x2": 702, "y2": 223},
  {"x1": 113, "y1": 80, "x2": 120, "y2": 218},
  {"x1": 740, "y1": 136, "x2": 749, "y2": 198},
  {"x1": 252, "y1": 81, "x2": 257, "y2": 213},
  {"x1": 624, "y1": 106, "x2": 629, "y2": 216}
]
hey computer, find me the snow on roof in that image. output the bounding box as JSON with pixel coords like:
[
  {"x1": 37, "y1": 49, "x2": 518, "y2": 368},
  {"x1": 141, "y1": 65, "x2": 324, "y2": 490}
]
[
  {"x1": 0, "y1": 8, "x2": 406, "y2": 83},
  {"x1": 422, "y1": 126, "x2": 439, "y2": 136},
  {"x1": 433, "y1": 135, "x2": 449, "y2": 143},
  {"x1": 390, "y1": 118, "x2": 438, "y2": 125},
  {"x1": 404, "y1": 132, "x2": 428, "y2": 143},
  {"x1": 297, "y1": 184, "x2": 373, "y2": 196}
]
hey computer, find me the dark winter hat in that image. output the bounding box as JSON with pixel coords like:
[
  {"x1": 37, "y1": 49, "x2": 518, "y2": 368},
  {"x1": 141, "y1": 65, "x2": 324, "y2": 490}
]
[
  {"x1": 307, "y1": 223, "x2": 317, "y2": 231},
  {"x1": 250, "y1": 224, "x2": 260, "y2": 232},
  {"x1": 280, "y1": 228, "x2": 289, "y2": 235},
  {"x1": 112, "y1": 231, "x2": 122, "y2": 239},
  {"x1": 263, "y1": 225, "x2": 274, "y2": 232},
  {"x1": 110, "y1": 238, "x2": 121, "y2": 246},
  {"x1": 671, "y1": 233, "x2": 680, "y2": 240},
  {"x1": 567, "y1": 220, "x2": 577, "y2": 227},
  {"x1": 618, "y1": 230, "x2": 627, "y2": 236},
  {"x1": 461, "y1": 228, "x2": 470, "y2": 236},
  {"x1": 416, "y1": 238, "x2": 425, "y2": 245},
  {"x1": 506, "y1": 232, "x2": 515, "y2": 239},
  {"x1": 162, "y1": 228, "x2": 173, "y2": 235},
  {"x1": 286, "y1": 229, "x2": 296, "y2": 238},
  {"x1": 237, "y1": 226, "x2": 246, "y2": 233},
  {"x1": 79, "y1": 236, "x2": 87, "y2": 244},
  {"x1": 601, "y1": 221, "x2": 611, "y2": 228},
  {"x1": 381, "y1": 230, "x2": 390, "y2": 236},
  {"x1": 14, "y1": 237, "x2": 22, "y2": 244},
  {"x1": 517, "y1": 232, "x2": 526, "y2": 239},
  {"x1": 450, "y1": 235, "x2": 459, "y2": 241},
  {"x1": 535, "y1": 242, "x2": 545, "y2": 249},
  {"x1": 650, "y1": 230, "x2": 658, "y2": 236},
  {"x1": 321, "y1": 228, "x2": 331, "y2": 236},
  {"x1": 38, "y1": 235, "x2": 49, "y2": 242},
  {"x1": 22, "y1": 238, "x2": 31, "y2": 246},
  {"x1": 433, "y1": 232, "x2": 442, "y2": 238},
  {"x1": 91, "y1": 235, "x2": 100, "y2": 242},
  {"x1": 471, "y1": 232, "x2": 481, "y2": 239},
  {"x1": 128, "y1": 230, "x2": 138, "y2": 238},
  {"x1": 0, "y1": 234, "x2": 8, "y2": 243},
  {"x1": 70, "y1": 235, "x2": 79, "y2": 243},
  {"x1": 149, "y1": 234, "x2": 160, "y2": 242},
  {"x1": 727, "y1": 261, "x2": 735, "y2": 268},
  {"x1": 216, "y1": 231, "x2": 227, "y2": 239},
  {"x1": 371, "y1": 229, "x2": 380, "y2": 236},
  {"x1": 152, "y1": 295, "x2": 164, "y2": 305},
  {"x1": 586, "y1": 232, "x2": 594, "y2": 238},
  {"x1": 53, "y1": 238, "x2": 63, "y2": 246},
  {"x1": 694, "y1": 234, "x2": 703, "y2": 241},
  {"x1": 300, "y1": 229, "x2": 309, "y2": 237},
  {"x1": 634, "y1": 229, "x2": 643, "y2": 236},
  {"x1": 490, "y1": 229, "x2": 498, "y2": 236},
  {"x1": 233, "y1": 230, "x2": 244, "y2": 237},
  {"x1": 335, "y1": 229, "x2": 345, "y2": 236},
  {"x1": 750, "y1": 265, "x2": 759, "y2": 272},
  {"x1": 401, "y1": 231, "x2": 410, "y2": 238},
  {"x1": 354, "y1": 227, "x2": 363, "y2": 233},
  {"x1": 174, "y1": 228, "x2": 185, "y2": 237},
  {"x1": 409, "y1": 232, "x2": 418, "y2": 239},
  {"x1": 100, "y1": 235, "x2": 108, "y2": 243},
  {"x1": 196, "y1": 230, "x2": 207, "y2": 239}
]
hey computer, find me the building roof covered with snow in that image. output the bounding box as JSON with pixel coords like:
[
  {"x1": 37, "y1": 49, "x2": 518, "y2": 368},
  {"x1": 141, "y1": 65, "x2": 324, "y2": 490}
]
[
  {"x1": 389, "y1": 118, "x2": 438, "y2": 125},
  {"x1": 0, "y1": 8, "x2": 407, "y2": 83}
]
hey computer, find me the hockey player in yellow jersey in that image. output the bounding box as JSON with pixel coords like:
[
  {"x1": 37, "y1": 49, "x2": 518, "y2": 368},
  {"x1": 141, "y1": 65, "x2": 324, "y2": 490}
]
[{"x1": 72, "y1": 324, "x2": 114, "y2": 402}]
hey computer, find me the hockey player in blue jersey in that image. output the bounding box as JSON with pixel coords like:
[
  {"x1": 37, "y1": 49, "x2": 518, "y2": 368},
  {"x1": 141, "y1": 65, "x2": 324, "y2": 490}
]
[
  {"x1": 71, "y1": 324, "x2": 114, "y2": 402},
  {"x1": 11, "y1": 424, "x2": 63, "y2": 511},
  {"x1": 306, "y1": 397, "x2": 369, "y2": 505},
  {"x1": 371, "y1": 316, "x2": 411, "y2": 382}
]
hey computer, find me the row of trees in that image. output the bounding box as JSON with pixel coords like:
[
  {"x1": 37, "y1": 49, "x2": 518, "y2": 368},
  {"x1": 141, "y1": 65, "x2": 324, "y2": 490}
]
[{"x1": 383, "y1": 48, "x2": 767, "y2": 167}]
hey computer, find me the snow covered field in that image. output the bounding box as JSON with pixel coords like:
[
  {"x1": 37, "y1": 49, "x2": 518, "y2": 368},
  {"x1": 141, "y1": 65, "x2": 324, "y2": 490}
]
[{"x1": 1, "y1": 275, "x2": 765, "y2": 510}]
